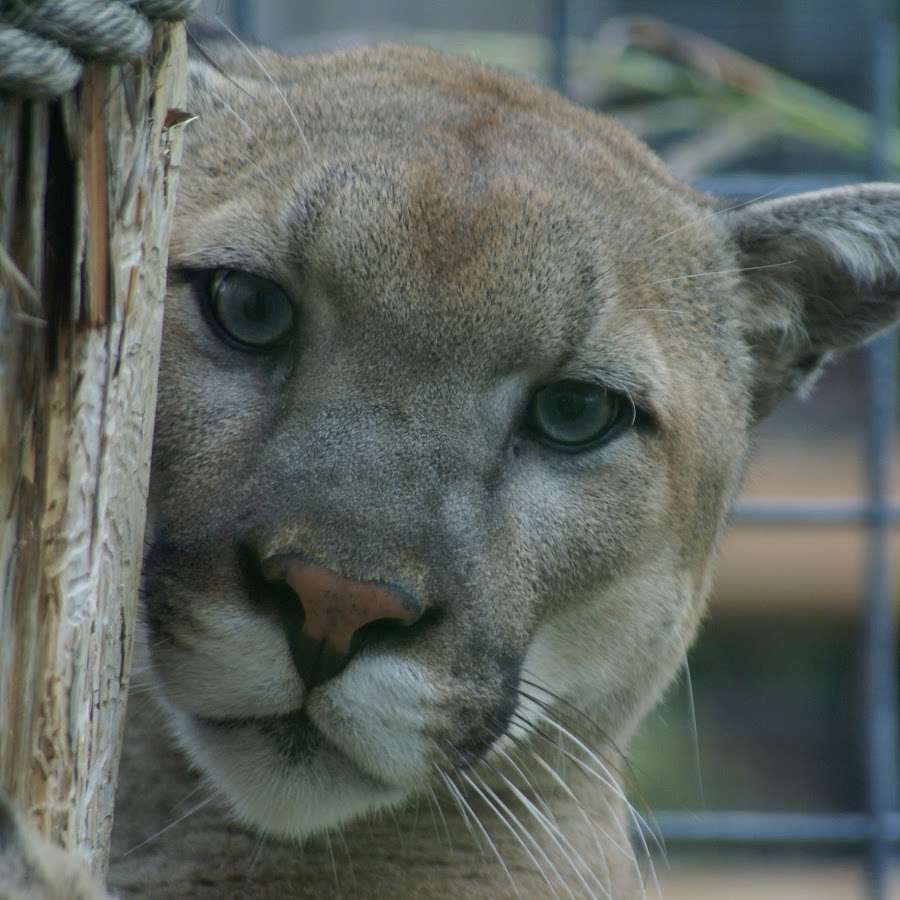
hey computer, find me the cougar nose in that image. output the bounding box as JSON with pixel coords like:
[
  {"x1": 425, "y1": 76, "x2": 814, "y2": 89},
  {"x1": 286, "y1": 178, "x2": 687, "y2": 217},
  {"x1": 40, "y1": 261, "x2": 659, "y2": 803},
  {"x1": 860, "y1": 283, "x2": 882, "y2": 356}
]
[{"x1": 261, "y1": 554, "x2": 423, "y2": 689}]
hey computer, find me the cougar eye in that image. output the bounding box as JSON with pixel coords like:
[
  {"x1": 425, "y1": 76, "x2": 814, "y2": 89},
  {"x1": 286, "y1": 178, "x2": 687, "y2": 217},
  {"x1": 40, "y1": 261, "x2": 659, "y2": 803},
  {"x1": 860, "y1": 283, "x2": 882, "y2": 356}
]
[
  {"x1": 208, "y1": 270, "x2": 294, "y2": 349},
  {"x1": 527, "y1": 380, "x2": 628, "y2": 450}
]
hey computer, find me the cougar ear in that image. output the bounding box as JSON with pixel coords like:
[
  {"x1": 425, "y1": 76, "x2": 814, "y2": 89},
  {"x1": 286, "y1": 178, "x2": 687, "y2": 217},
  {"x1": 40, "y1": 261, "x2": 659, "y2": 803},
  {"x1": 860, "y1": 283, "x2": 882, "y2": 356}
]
[{"x1": 725, "y1": 184, "x2": 900, "y2": 419}]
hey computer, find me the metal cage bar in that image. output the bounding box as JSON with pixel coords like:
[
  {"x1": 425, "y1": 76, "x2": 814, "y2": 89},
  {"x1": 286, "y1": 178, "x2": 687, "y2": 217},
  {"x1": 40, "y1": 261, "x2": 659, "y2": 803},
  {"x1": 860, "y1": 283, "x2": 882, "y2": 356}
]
[{"x1": 862, "y1": 6, "x2": 900, "y2": 896}]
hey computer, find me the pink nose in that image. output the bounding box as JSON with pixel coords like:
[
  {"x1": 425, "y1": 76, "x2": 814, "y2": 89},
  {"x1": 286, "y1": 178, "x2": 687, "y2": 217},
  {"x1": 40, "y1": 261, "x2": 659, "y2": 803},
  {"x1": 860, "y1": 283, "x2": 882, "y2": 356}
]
[{"x1": 261, "y1": 554, "x2": 422, "y2": 687}]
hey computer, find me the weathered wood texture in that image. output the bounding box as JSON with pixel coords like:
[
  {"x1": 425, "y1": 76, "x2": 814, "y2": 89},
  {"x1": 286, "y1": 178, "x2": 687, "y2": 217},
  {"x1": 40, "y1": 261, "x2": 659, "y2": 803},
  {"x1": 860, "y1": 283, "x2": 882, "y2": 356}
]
[{"x1": 0, "y1": 24, "x2": 187, "y2": 879}]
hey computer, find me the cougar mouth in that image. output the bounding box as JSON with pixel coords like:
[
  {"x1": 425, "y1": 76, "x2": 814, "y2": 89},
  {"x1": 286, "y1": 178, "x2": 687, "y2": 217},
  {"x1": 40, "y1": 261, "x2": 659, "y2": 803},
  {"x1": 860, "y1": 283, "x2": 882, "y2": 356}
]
[{"x1": 190, "y1": 659, "x2": 519, "y2": 797}]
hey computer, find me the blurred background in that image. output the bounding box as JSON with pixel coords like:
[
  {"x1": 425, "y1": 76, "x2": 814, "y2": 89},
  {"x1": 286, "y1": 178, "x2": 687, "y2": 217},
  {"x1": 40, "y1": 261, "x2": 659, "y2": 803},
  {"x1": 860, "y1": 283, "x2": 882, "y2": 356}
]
[{"x1": 194, "y1": 2, "x2": 900, "y2": 896}]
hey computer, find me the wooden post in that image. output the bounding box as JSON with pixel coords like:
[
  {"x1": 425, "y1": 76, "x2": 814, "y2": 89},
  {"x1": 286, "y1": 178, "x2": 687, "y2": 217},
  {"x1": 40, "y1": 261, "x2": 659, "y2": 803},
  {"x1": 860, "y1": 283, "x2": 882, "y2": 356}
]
[{"x1": 0, "y1": 24, "x2": 187, "y2": 880}]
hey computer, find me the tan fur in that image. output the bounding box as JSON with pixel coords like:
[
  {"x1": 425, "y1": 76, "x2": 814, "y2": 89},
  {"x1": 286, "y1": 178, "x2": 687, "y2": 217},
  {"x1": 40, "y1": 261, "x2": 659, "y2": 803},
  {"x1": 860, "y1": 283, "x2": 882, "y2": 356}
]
[{"x1": 5, "y1": 41, "x2": 900, "y2": 900}]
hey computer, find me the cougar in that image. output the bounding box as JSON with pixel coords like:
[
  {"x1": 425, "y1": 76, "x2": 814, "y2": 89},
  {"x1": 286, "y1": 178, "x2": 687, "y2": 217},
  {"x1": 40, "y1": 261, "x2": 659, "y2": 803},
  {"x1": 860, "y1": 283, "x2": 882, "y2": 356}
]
[{"x1": 3, "y1": 19, "x2": 900, "y2": 900}]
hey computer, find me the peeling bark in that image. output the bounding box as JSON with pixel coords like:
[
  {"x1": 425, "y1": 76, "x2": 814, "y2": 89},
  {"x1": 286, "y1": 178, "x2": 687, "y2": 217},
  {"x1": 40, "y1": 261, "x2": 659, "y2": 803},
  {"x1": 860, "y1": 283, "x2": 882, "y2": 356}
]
[{"x1": 0, "y1": 24, "x2": 187, "y2": 880}]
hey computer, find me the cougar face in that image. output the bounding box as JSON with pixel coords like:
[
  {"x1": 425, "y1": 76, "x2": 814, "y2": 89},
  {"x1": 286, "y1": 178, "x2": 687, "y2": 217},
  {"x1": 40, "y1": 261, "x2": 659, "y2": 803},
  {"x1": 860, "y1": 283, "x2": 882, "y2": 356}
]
[{"x1": 142, "y1": 42, "x2": 900, "y2": 877}]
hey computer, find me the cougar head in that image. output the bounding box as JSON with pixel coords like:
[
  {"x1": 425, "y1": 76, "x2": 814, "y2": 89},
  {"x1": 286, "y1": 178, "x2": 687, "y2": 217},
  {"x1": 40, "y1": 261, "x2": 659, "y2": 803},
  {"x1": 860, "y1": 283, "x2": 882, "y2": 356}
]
[{"x1": 143, "y1": 43, "x2": 900, "y2": 843}]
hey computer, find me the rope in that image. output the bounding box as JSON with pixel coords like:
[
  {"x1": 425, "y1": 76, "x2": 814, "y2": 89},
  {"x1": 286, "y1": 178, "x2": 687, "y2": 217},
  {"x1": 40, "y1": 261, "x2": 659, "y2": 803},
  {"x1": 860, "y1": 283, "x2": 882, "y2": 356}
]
[{"x1": 0, "y1": 0, "x2": 198, "y2": 97}]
